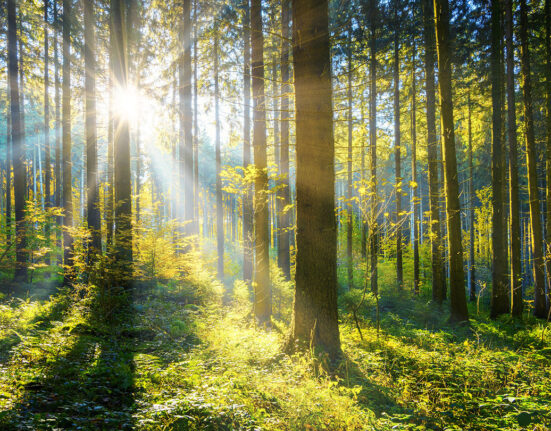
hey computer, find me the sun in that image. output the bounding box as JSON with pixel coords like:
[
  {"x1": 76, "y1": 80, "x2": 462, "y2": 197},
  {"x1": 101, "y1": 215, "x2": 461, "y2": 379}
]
[{"x1": 112, "y1": 84, "x2": 141, "y2": 123}]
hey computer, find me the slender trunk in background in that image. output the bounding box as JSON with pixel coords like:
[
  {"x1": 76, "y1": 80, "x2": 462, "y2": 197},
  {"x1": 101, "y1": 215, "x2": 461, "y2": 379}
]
[
  {"x1": 6, "y1": 98, "x2": 12, "y2": 246},
  {"x1": 8, "y1": 0, "x2": 27, "y2": 282},
  {"x1": 468, "y1": 92, "x2": 476, "y2": 302},
  {"x1": 18, "y1": 17, "x2": 26, "y2": 203},
  {"x1": 361, "y1": 101, "x2": 367, "y2": 259},
  {"x1": 507, "y1": 0, "x2": 522, "y2": 316},
  {"x1": 84, "y1": 0, "x2": 101, "y2": 258},
  {"x1": 411, "y1": 37, "x2": 419, "y2": 295},
  {"x1": 519, "y1": 0, "x2": 546, "y2": 318},
  {"x1": 272, "y1": 55, "x2": 280, "y2": 263},
  {"x1": 214, "y1": 33, "x2": 224, "y2": 278},
  {"x1": 242, "y1": 0, "x2": 253, "y2": 284},
  {"x1": 393, "y1": 1, "x2": 403, "y2": 289},
  {"x1": 62, "y1": 0, "x2": 73, "y2": 286},
  {"x1": 54, "y1": 0, "x2": 62, "y2": 264},
  {"x1": 434, "y1": 0, "x2": 469, "y2": 322},
  {"x1": 111, "y1": 0, "x2": 133, "y2": 286},
  {"x1": 286, "y1": 0, "x2": 341, "y2": 360},
  {"x1": 44, "y1": 0, "x2": 52, "y2": 267},
  {"x1": 251, "y1": 0, "x2": 271, "y2": 325},
  {"x1": 193, "y1": 0, "x2": 199, "y2": 235},
  {"x1": 107, "y1": 65, "x2": 114, "y2": 248},
  {"x1": 347, "y1": 28, "x2": 354, "y2": 290},
  {"x1": 545, "y1": 0, "x2": 551, "y2": 312},
  {"x1": 368, "y1": 0, "x2": 378, "y2": 295},
  {"x1": 277, "y1": 0, "x2": 291, "y2": 280},
  {"x1": 183, "y1": 0, "x2": 193, "y2": 235},
  {"x1": 490, "y1": 0, "x2": 510, "y2": 317}
]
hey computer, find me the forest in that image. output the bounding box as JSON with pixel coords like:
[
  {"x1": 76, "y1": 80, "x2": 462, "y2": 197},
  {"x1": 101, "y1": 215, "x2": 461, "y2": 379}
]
[{"x1": 0, "y1": 0, "x2": 551, "y2": 429}]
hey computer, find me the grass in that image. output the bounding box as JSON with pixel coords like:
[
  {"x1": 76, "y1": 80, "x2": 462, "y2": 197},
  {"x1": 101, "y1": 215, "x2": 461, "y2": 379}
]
[{"x1": 0, "y1": 261, "x2": 549, "y2": 430}]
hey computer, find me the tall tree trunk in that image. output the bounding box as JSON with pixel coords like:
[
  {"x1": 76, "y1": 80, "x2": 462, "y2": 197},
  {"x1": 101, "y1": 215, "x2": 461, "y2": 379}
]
[
  {"x1": 5, "y1": 96, "x2": 11, "y2": 246},
  {"x1": 214, "y1": 32, "x2": 224, "y2": 278},
  {"x1": 62, "y1": 0, "x2": 73, "y2": 286},
  {"x1": 193, "y1": 0, "x2": 199, "y2": 235},
  {"x1": 361, "y1": 101, "x2": 367, "y2": 259},
  {"x1": 347, "y1": 28, "x2": 354, "y2": 290},
  {"x1": 242, "y1": 0, "x2": 253, "y2": 284},
  {"x1": 54, "y1": 0, "x2": 62, "y2": 265},
  {"x1": 368, "y1": 0, "x2": 378, "y2": 295},
  {"x1": 507, "y1": 0, "x2": 522, "y2": 316},
  {"x1": 545, "y1": 0, "x2": 551, "y2": 313},
  {"x1": 468, "y1": 91, "x2": 476, "y2": 302},
  {"x1": 394, "y1": 1, "x2": 403, "y2": 289},
  {"x1": 251, "y1": 0, "x2": 271, "y2": 325},
  {"x1": 44, "y1": 0, "x2": 52, "y2": 267},
  {"x1": 84, "y1": 0, "x2": 101, "y2": 258},
  {"x1": 519, "y1": 0, "x2": 546, "y2": 318},
  {"x1": 434, "y1": 0, "x2": 469, "y2": 322},
  {"x1": 411, "y1": 37, "x2": 420, "y2": 295},
  {"x1": 490, "y1": 0, "x2": 510, "y2": 317},
  {"x1": 8, "y1": 0, "x2": 27, "y2": 282},
  {"x1": 286, "y1": 0, "x2": 340, "y2": 360},
  {"x1": 111, "y1": 0, "x2": 133, "y2": 286},
  {"x1": 277, "y1": 0, "x2": 291, "y2": 280}
]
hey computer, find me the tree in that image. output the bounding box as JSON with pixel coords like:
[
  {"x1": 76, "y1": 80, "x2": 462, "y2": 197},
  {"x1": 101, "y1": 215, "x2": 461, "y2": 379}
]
[
  {"x1": 251, "y1": 0, "x2": 271, "y2": 325},
  {"x1": 62, "y1": 0, "x2": 73, "y2": 286},
  {"x1": 277, "y1": 0, "x2": 291, "y2": 280},
  {"x1": 84, "y1": 0, "x2": 101, "y2": 258},
  {"x1": 111, "y1": 0, "x2": 133, "y2": 286},
  {"x1": 519, "y1": 0, "x2": 546, "y2": 318},
  {"x1": 44, "y1": 0, "x2": 52, "y2": 267},
  {"x1": 506, "y1": 0, "x2": 522, "y2": 316},
  {"x1": 214, "y1": 31, "x2": 224, "y2": 278},
  {"x1": 411, "y1": 35, "x2": 419, "y2": 295},
  {"x1": 434, "y1": 0, "x2": 468, "y2": 322},
  {"x1": 368, "y1": 0, "x2": 378, "y2": 295},
  {"x1": 286, "y1": 0, "x2": 341, "y2": 360},
  {"x1": 242, "y1": 0, "x2": 253, "y2": 284},
  {"x1": 545, "y1": 0, "x2": 551, "y2": 314},
  {"x1": 393, "y1": 0, "x2": 403, "y2": 289},
  {"x1": 8, "y1": 0, "x2": 27, "y2": 282},
  {"x1": 490, "y1": 0, "x2": 509, "y2": 317},
  {"x1": 347, "y1": 22, "x2": 354, "y2": 289},
  {"x1": 468, "y1": 91, "x2": 475, "y2": 302}
]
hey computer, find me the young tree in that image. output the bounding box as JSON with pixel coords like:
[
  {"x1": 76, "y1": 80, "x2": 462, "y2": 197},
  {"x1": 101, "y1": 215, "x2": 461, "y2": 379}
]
[
  {"x1": 286, "y1": 0, "x2": 341, "y2": 360},
  {"x1": 251, "y1": 0, "x2": 271, "y2": 325},
  {"x1": 62, "y1": 0, "x2": 74, "y2": 286},
  {"x1": 8, "y1": 0, "x2": 27, "y2": 282},
  {"x1": 347, "y1": 25, "x2": 354, "y2": 289},
  {"x1": 519, "y1": 0, "x2": 546, "y2": 318},
  {"x1": 434, "y1": 0, "x2": 468, "y2": 321},
  {"x1": 490, "y1": 0, "x2": 509, "y2": 317},
  {"x1": 44, "y1": 0, "x2": 52, "y2": 267},
  {"x1": 84, "y1": 0, "x2": 101, "y2": 257},
  {"x1": 411, "y1": 37, "x2": 419, "y2": 295},
  {"x1": 214, "y1": 31, "x2": 224, "y2": 278}
]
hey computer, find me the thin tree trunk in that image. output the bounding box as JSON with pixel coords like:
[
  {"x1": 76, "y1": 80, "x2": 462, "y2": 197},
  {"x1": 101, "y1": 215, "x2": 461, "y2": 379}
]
[
  {"x1": 394, "y1": 0, "x2": 403, "y2": 289},
  {"x1": 545, "y1": 0, "x2": 551, "y2": 313},
  {"x1": 54, "y1": 0, "x2": 62, "y2": 265},
  {"x1": 242, "y1": 0, "x2": 253, "y2": 284},
  {"x1": 193, "y1": 0, "x2": 199, "y2": 235},
  {"x1": 214, "y1": 32, "x2": 224, "y2": 278},
  {"x1": 8, "y1": 0, "x2": 27, "y2": 282},
  {"x1": 347, "y1": 28, "x2": 354, "y2": 289},
  {"x1": 490, "y1": 0, "x2": 510, "y2": 317},
  {"x1": 468, "y1": 91, "x2": 476, "y2": 302},
  {"x1": 84, "y1": 0, "x2": 101, "y2": 259},
  {"x1": 277, "y1": 0, "x2": 291, "y2": 280},
  {"x1": 251, "y1": 0, "x2": 271, "y2": 325},
  {"x1": 286, "y1": 0, "x2": 340, "y2": 359},
  {"x1": 434, "y1": 0, "x2": 468, "y2": 321},
  {"x1": 44, "y1": 0, "x2": 51, "y2": 267},
  {"x1": 411, "y1": 37, "x2": 419, "y2": 295},
  {"x1": 519, "y1": 0, "x2": 546, "y2": 318},
  {"x1": 111, "y1": 0, "x2": 133, "y2": 286}
]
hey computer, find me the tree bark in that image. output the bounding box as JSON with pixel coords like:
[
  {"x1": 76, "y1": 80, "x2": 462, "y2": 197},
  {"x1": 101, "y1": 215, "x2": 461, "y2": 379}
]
[
  {"x1": 468, "y1": 91, "x2": 476, "y2": 302},
  {"x1": 490, "y1": 0, "x2": 510, "y2": 317},
  {"x1": 44, "y1": 0, "x2": 52, "y2": 267},
  {"x1": 519, "y1": 0, "x2": 546, "y2": 318},
  {"x1": 545, "y1": 0, "x2": 551, "y2": 314},
  {"x1": 8, "y1": 0, "x2": 27, "y2": 282},
  {"x1": 347, "y1": 27, "x2": 354, "y2": 290},
  {"x1": 411, "y1": 37, "x2": 420, "y2": 295},
  {"x1": 214, "y1": 32, "x2": 224, "y2": 278},
  {"x1": 251, "y1": 0, "x2": 271, "y2": 325},
  {"x1": 394, "y1": 0, "x2": 403, "y2": 289},
  {"x1": 434, "y1": 0, "x2": 469, "y2": 322},
  {"x1": 286, "y1": 0, "x2": 340, "y2": 360}
]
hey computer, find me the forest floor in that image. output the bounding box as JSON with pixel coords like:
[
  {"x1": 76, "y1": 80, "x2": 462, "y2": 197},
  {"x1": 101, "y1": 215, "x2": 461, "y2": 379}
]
[{"x1": 0, "y1": 265, "x2": 550, "y2": 430}]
